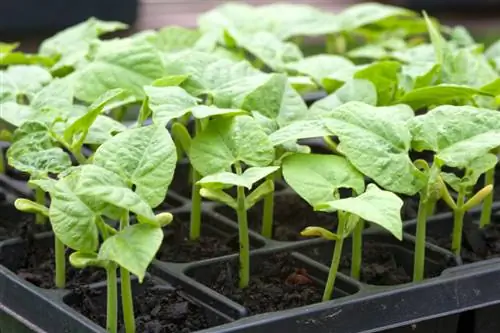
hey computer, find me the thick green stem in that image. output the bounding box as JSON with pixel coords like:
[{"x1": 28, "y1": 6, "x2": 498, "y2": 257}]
[
  {"x1": 120, "y1": 213, "x2": 135, "y2": 333},
  {"x1": 190, "y1": 119, "x2": 202, "y2": 240},
  {"x1": 426, "y1": 198, "x2": 436, "y2": 217},
  {"x1": 235, "y1": 163, "x2": 250, "y2": 289},
  {"x1": 261, "y1": 173, "x2": 275, "y2": 239},
  {"x1": 54, "y1": 236, "x2": 66, "y2": 289},
  {"x1": 323, "y1": 212, "x2": 346, "y2": 301},
  {"x1": 480, "y1": 168, "x2": 495, "y2": 228},
  {"x1": 350, "y1": 219, "x2": 364, "y2": 280},
  {"x1": 106, "y1": 264, "x2": 118, "y2": 333},
  {"x1": 35, "y1": 187, "x2": 46, "y2": 224},
  {"x1": 413, "y1": 196, "x2": 428, "y2": 282},
  {"x1": 71, "y1": 149, "x2": 87, "y2": 165},
  {"x1": 452, "y1": 189, "x2": 466, "y2": 256}
]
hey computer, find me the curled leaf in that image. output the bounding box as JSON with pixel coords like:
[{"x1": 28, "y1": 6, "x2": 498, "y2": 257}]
[{"x1": 300, "y1": 226, "x2": 339, "y2": 241}]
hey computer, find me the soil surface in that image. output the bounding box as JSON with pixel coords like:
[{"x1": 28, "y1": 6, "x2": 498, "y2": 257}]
[
  {"x1": 156, "y1": 216, "x2": 241, "y2": 263},
  {"x1": 216, "y1": 192, "x2": 339, "y2": 242},
  {"x1": 0, "y1": 201, "x2": 44, "y2": 241},
  {"x1": 13, "y1": 240, "x2": 106, "y2": 289},
  {"x1": 193, "y1": 252, "x2": 323, "y2": 314},
  {"x1": 304, "y1": 241, "x2": 453, "y2": 286},
  {"x1": 70, "y1": 281, "x2": 212, "y2": 333}
]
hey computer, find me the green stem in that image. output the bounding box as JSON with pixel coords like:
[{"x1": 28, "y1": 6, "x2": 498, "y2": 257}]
[
  {"x1": 235, "y1": 163, "x2": 250, "y2": 289},
  {"x1": 261, "y1": 173, "x2": 275, "y2": 239},
  {"x1": 190, "y1": 119, "x2": 202, "y2": 240},
  {"x1": 480, "y1": 168, "x2": 495, "y2": 228},
  {"x1": 35, "y1": 186, "x2": 46, "y2": 225},
  {"x1": 106, "y1": 264, "x2": 118, "y2": 333},
  {"x1": 452, "y1": 189, "x2": 466, "y2": 256},
  {"x1": 120, "y1": 213, "x2": 136, "y2": 333},
  {"x1": 326, "y1": 34, "x2": 336, "y2": 54},
  {"x1": 413, "y1": 196, "x2": 428, "y2": 282},
  {"x1": 71, "y1": 149, "x2": 87, "y2": 165},
  {"x1": 112, "y1": 107, "x2": 127, "y2": 123},
  {"x1": 323, "y1": 212, "x2": 346, "y2": 301},
  {"x1": 426, "y1": 198, "x2": 436, "y2": 217},
  {"x1": 54, "y1": 236, "x2": 66, "y2": 288},
  {"x1": 0, "y1": 148, "x2": 4, "y2": 174},
  {"x1": 350, "y1": 219, "x2": 364, "y2": 280}
]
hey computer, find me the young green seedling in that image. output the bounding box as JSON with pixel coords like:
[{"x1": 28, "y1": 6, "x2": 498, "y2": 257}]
[
  {"x1": 302, "y1": 184, "x2": 403, "y2": 301},
  {"x1": 144, "y1": 83, "x2": 245, "y2": 241},
  {"x1": 7, "y1": 89, "x2": 127, "y2": 289},
  {"x1": 270, "y1": 102, "x2": 427, "y2": 281},
  {"x1": 189, "y1": 115, "x2": 276, "y2": 288},
  {"x1": 282, "y1": 153, "x2": 365, "y2": 279},
  {"x1": 409, "y1": 105, "x2": 500, "y2": 256}
]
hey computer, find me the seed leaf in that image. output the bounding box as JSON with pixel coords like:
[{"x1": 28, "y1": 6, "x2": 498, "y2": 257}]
[
  {"x1": 99, "y1": 224, "x2": 163, "y2": 282},
  {"x1": 282, "y1": 153, "x2": 364, "y2": 206},
  {"x1": 314, "y1": 184, "x2": 403, "y2": 240}
]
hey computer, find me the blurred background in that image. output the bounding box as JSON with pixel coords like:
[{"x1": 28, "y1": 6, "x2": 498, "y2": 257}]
[{"x1": 1, "y1": 0, "x2": 500, "y2": 50}]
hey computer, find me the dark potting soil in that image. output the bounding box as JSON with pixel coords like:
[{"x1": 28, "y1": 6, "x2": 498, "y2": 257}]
[
  {"x1": 193, "y1": 252, "x2": 323, "y2": 315},
  {"x1": 156, "y1": 217, "x2": 240, "y2": 263},
  {"x1": 70, "y1": 281, "x2": 211, "y2": 333},
  {"x1": 216, "y1": 192, "x2": 338, "y2": 242},
  {"x1": 304, "y1": 241, "x2": 453, "y2": 286},
  {"x1": 0, "y1": 202, "x2": 45, "y2": 241},
  {"x1": 14, "y1": 240, "x2": 106, "y2": 289}
]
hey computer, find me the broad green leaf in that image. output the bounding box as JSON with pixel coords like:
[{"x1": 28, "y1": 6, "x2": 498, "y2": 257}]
[
  {"x1": 409, "y1": 105, "x2": 500, "y2": 168},
  {"x1": 0, "y1": 52, "x2": 55, "y2": 67},
  {"x1": 74, "y1": 38, "x2": 165, "y2": 102},
  {"x1": 285, "y1": 55, "x2": 354, "y2": 84},
  {"x1": 94, "y1": 125, "x2": 177, "y2": 207},
  {"x1": 0, "y1": 42, "x2": 19, "y2": 53},
  {"x1": 7, "y1": 121, "x2": 71, "y2": 175},
  {"x1": 198, "y1": 166, "x2": 279, "y2": 189},
  {"x1": 392, "y1": 44, "x2": 436, "y2": 64},
  {"x1": 85, "y1": 116, "x2": 127, "y2": 145},
  {"x1": 190, "y1": 115, "x2": 275, "y2": 176},
  {"x1": 282, "y1": 154, "x2": 364, "y2": 206},
  {"x1": 70, "y1": 252, "x2": 109, "y2": 269},
  {"x1": 0, "y1": 65, "x2": 52, "y2": 99},
  {"x1": 337, "y1": 3, "x2": 416, "y2": 31},
  {"x1": 155, "y1": 26, "x2": 202, "y2": 52},
  {"x1": 145, "y1": 86, "x2": 199, "y2": 125},
  {"x1": 151, "y1": 75, "x2": 190, "y2": 87},
  {"x1": 48, "y1": 165, "x2": 156, "y2": 251},
  {"x1": 486, "y1": 40, "x2": 500, "y2": 70},
  {"x1": 397, "y1": 84, "x2": 488, "y2": 109},
  {"x1": 215, "y1": 73, "x2": 308, "y2": 127},
  {"x1": 315, "y1": 184, "x2": 403, "y2": 240},
  {"x1": 40, "y1": 17, "x2": 127, "y2": 71},
  {"x1": 347, "y1": 45, "x2": 390, "y2": 60},
  {"x1": 31, "y1": 77, "x2": 74, "y2": 111},
  {"x1": 224, "y1": 30, "x2": 303, "y2": 71},
  {"x1": 164, "y1": 51, "x2": 259, "y2": 97},
  {"x1": 271, "y1": 102, "x2": 424, "y2": 195},
  {"x1": 99, "y1": 224, "x2": 163, "y2": 282},
  {"x1": 399, "y1": 62, "x2": 440, "y2": 92},
  {"x1": 310, "y1": 79, "x2": 377, "y2": 117}
]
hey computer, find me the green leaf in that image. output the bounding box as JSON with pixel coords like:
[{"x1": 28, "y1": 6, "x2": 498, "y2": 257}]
[
  {"x1": 409, "y1": 105, "x2": 500, "y2": 169},
  {"x1": 155, "y1": 26, "x2": 202, "y2": 52},
  {"x1": 40, "y1": 17, "x2": 127, "y2": 71},
  {"x1": 397, "y1": 84, "x2": 488, "y2": 109},
  {"x1": 74, "y1": 38, "x2": 165, "y2": 102},
  {"x1": 301, "y1": 226, "x2": 339, "y2": 241},
  {"x1": 282, "y1": 154, "x2": 364, "y2": 206},
  {"x1": 354, "y1": 61, "x2": 401, "y2": 105},
  {"x1": 441, "y1": 154, "x2": 497, "y2": 193},
  {"x1": 14, "y1": 198, "x2": 49, "y2": 217},
  {"x1": 337, "y1": 3, "x2": 416, "y2": 31},
  {"x1": 7, "y1": 121, "x2": 71, "y2": 175},
  {"x1": 315, "y1": 184, "x2": 403, "y2": 240},
  {"x1": 310, "y1": 79, "x2": 377, "y2": 117},
  {"x1": 48, "y1": 165, "x2": 156, "y2": 251},
  {"x1": 94, "y1": 125, "x2": 177, "y2": 208},
  {"x1": 271, "y1": 102, "x2": 424, "y2": 195},
  {"x1": 0, "y1": 65, "x2": 52, "y2": 99},
  {"x1": 486, "y1": 40, "x2": 500, "y2": 71},
  {"x1": 164, "y1": 51, "x2": 259, "y2": 97},
  {"x1": 199, "y1": 188, "x2": 237, "y2": 209},
  {"x1": 64, "y1": 89, "x2": 125, "y2": 148},
  {"x1": 99, "y1": 224, "x2": 163, "y2": 282},
  {"x1": 30, "y1": 77, "x2": 74, "y2": 112},
  {"x1": 285, "y1": 55, "x2": 354, "y2": 84},
  {"x1": 399, "y1": 62, "x2": 440, "y2": 92},
  {"x1": 190, "y1": 115, "x2": 275, "y2": 176},
  {"x1": 198, "y1": 166, "x2": 279, "y2": 189},
  {"x1": 84, "y1": 116, "x2": 127, "y2": 145},
  {"x1": 69, "y1": 252, "x2": 109, "y2": 269},
  {"x1": 146, "y1": 86, "x2": 199, "y2": 125}
]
